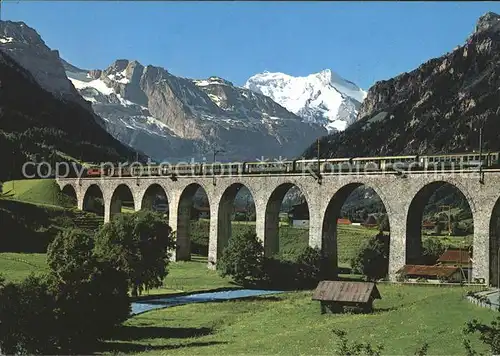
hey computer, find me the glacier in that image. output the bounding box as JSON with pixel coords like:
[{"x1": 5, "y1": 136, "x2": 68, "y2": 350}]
[{"x1": 244, "y1": 69, "x2": 367, "y2": 132}]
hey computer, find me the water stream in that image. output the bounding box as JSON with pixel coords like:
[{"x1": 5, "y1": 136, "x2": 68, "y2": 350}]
[{"x1": 131, "y1": 289, "x2": 284, "y2": 316}]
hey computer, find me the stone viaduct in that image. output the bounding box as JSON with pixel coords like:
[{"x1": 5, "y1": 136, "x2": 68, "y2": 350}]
[{"x1": 56, "y1": 169, "x2": 500, "y2": 285}]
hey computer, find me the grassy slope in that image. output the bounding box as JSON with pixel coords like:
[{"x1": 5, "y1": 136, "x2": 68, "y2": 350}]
[
  {"x1": 0, "y1": 253, "x2": 494, "y2": 355},
  {"x1": 107, "y1": 285, "x2": 494, "y2": 356},
  {"x1": 2, "y1": 179, "x2": 72, "y2": 207},
  {"x1": 0, "y1": 253, "x2": 232, "y2": 294},
  {"x1": 0, "y1": 253, "x2": 49, "y2": 281}
]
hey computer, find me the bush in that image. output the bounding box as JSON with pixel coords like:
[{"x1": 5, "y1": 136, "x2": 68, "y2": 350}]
[
  {"x1": 463, "y1": 316, "x2": 500, "y2": 355},
  {"x1": 295, "y1": 246, "x2": 323, "y2": 288},
  {"x1": 261, "y1": 246, "x2": 331, "y2": 290},
  {"x1": 51, "y1": 260, "x2": 130, "y2": 353},
  {"x1": 217, "y1": 229, "x2": 265, "y2": 285},
  {"x1": 0, "y1": 274, "x2": 60, "y2": 355},
  {"x1": 263, "y1": 257, "x2": 298, "y2": 289},
  {"x1": 190, "y1": 220, "x2": 209, "y2": 256},
  {"x1": 332, "y1": 328, "x2": 384, "y2": 355},
  {"x1": 350, "y1": 232, "x2": 389, "y2": 281},
  {"x1": 421, "y1": 238, "x2": 445, "y2": 265}
]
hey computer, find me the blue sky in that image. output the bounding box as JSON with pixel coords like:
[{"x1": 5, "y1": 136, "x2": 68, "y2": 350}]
[{"x1": 3, "y1": 1, "x2": 500, "y2": 89}]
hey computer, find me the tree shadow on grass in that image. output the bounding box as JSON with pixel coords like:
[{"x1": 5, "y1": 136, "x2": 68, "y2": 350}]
[
  {"x1": 98, "y1": 340, "x2": 227, "y2": 354},
  {"x1": 96, "y1": 325, "x2": 227, "y2": 354},
  {"x1": 372, "y1": 306, "x2": 400, "y2": 314},
  {"x1": 228, "y1": 295, "x2": 283, "y2": 303},
  {"x1": 112, "y1": 325, "x2": 214, "y2": 341}
]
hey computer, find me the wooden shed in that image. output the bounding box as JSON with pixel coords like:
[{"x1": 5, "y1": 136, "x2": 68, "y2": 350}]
[{"x1": 312, "y1": 281, "x2": 381, "y2": 314}]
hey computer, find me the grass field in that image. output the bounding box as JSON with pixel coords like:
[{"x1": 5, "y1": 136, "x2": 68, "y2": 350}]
[
  {"x1": 105, "y1": 284, "x2": 494, "y2": 356},
  {"x1": 0, "y1": 253, "x2": 233, "y2": 296},
  {"x1": 0, "y1": 253, "x2": 495, "y2": 355},
  {"x1": 0, "y1": 253, "x2": 49, "y2": 281},
  {"x1": 2, "y1": 179, "x2": 73, "y2": 207}
]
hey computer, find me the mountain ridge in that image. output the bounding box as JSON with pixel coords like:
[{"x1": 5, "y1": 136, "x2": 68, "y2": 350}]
[
  {"x1": 65, "y1": 57, "x2": 327, "y2": 162},
  {"x1": 304, "y1": 11, "x2": 500, "y2": 159}
]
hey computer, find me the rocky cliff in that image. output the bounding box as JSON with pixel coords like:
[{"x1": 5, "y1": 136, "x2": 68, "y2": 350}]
[
  {"x1": 0, "y1": 21, "x2": 96, "y2": 115},
  {"x1": 304, "y1": 12, "x2": 500, "y2": 159},
  {"x1": 66, "y1": 59, "x2": 328, "y2": 162}
]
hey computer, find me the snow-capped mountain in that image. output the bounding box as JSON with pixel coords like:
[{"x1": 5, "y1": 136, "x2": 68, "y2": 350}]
[
  {"x1": 0, "y1": 20, "x2": 327, "y2": 162},
  {"x1": 244, "y1": 69, "x2": 367, "y2": 132},
  {"x1": 63, "y1": 59, "x2": 327, "y2": 162}
]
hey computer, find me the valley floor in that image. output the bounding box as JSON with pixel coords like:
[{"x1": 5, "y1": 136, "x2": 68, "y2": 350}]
[{"x1": 0, "y1": 253, "x2": 494, "y2": 355}]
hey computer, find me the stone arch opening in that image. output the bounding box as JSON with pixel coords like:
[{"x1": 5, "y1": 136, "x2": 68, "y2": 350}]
[
  {"x1": 217, "y1": 184, "x2": 256, "y2": 257},
  {"x1": 82, "y1": 184, "x2": 104, "y2": 217},
  {"x1": 110, "y1": 184, "x2": 135, "y2": 219},
  {"x1": 322, "y1": 184, "x2": 390, "y2": 278},
  {"x1": 264, "y1": 184, "x2": 309, "y2": 257},
  {"x1": 489, "y1": 198, "x2": 500, "y2": 287},
  {"x1": 60, "y1": 184, "x2": 77, "y2": 207},
  {"x1": 406, "y1": 181, "x2": 473, "y2": 272},
  {"x1": 141, "y1": 184, "x2": 169, "y2": 217},
  {"x1": 177, "y1": 183, "x2": 210, "y2": 261}
]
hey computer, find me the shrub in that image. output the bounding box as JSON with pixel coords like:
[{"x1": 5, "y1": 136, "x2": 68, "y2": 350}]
[
  {"x1": 0, "y1": 274, "x2": 60, "y2": 355},
  {"x1": 421, "y1": 238, "x2": 445, "y2": 265},
  {"x1": 263, "y1": 257, "x2": 298, "y2": 289},
  {"x1": 50, "y1": 260, "x2": 130, "y2": 353},
  {"x1": 463, "y1": 316, "x2": 500, "y2": 355},
  {"x1": 350, "y1": 232, "x2": 389, "y2": 281},
  {"x1": 295, "y1": 246, "x2": 323, "y2": 288},
  {"x1": 47, "y1": 228, "x2": 95, "y2": 280},
  {"x1": 332, "y1": 328, "x2": 384, "y2": 356},
  {"x1": 217, "y1": 229, "x2": 264, "y2": 285},
  {"x1": 262, "y1": 246, "x2": 332, "y2": 290},
  {"x1": 190, "y1": 220, "x2": 209, "y2": 256}
]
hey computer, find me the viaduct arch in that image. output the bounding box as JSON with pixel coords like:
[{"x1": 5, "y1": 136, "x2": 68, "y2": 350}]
[{"x1": 57, "y1": 170, "x2": 500, "y2": 285}]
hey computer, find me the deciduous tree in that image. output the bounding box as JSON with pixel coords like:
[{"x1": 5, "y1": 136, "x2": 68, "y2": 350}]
[{"x1": 94, "y1": 210, "x2": 174, "y2": 296}]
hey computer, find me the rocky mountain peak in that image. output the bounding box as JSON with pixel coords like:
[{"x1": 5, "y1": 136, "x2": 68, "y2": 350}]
[
  {"x1": 475, "y1": 11, "x2": 500, "y2": 34},
  {"x1": 0, "y1": 21, "x2": 44, "y2": 47},
  {"x1": 0, "y1": 20, "x2": 95, "y2": 113},
  {"x1": 315, "y1": 69, "x2": 333, "y2": 84}
]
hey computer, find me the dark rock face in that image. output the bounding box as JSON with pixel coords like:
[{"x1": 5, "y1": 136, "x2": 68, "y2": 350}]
[
  {"x1": 0, "y1": 50, "x2": 138, "y2": 181},
  {"x1": 0, "y1": 21, "x2": 93, "y2": 112},
  {"x1": 304, "y1": 12, "x2": 500, "y2": 159}
]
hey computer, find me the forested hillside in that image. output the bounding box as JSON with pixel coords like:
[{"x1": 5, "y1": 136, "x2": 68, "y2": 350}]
[{"x1": 0, "y1": 51, "x2": 140, "y2": 181}]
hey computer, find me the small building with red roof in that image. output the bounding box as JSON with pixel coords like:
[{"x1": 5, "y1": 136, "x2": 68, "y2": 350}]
[{"x1": 396, "y1": 264, "x2": 463, "y2": 283}]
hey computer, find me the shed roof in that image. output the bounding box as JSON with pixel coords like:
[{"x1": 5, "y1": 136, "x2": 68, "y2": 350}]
[
  {"x1": 437, "y1": 249, "x2": 472, "y2": 263},
  {"x1": 337, "y1": 218, "x2": 352, "y2": 225},
  {"x1": 312, "y1": 281, "x2": 381, "y2": 303},
  {"x1": 397, "y1": 264, "x2": 460, "y2": 278}
]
